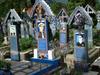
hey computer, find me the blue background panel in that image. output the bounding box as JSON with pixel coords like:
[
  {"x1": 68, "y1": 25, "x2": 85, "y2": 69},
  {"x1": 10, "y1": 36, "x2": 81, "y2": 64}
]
[
  {"x1": 21, "y1": 29, "x2": 24, "y2": 35},
  {"x1": 39, "y1": 39, "x2": 47, "y2": 51},
  {"x1": 76, "y1": 48, "x2": 85, "y2": 59},
  {"x1": 11, "y1": 55, "x2": 20, "y2": 60},
  {"x1": 61, "y1": 33, "x2": 66, "y2": 43},
  {"x1": 11, "y1": 37, "x2": 17, "y2": 50}
]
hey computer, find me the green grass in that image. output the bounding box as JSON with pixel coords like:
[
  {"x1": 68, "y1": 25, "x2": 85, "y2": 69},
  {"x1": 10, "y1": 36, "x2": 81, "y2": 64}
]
[
  {"x1": 0, "y1": 43, "x2": 10, "y2": 47},
  {"x1": 19, "y1": 37, "x2": 36, "y2": 52},
  {"x1": 20, "y1": 47, "x2": 33, "y2": 52},
  {"x1": 6, "y1": 47, "x2": 33, "y2": 52}
]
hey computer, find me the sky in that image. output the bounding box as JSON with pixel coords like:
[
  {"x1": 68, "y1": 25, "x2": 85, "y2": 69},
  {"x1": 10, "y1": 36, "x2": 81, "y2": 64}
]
[
  {"x1": 99, "y1": 0, "x2": 100, "y2": 4},
  {"x1": 55, "y1": 0, "x2": 67, "y2": 4}
]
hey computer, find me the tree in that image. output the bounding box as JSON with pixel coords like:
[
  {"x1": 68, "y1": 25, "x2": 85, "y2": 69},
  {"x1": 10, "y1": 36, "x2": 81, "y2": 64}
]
[
  {"x1": 45, "y1": 0, "x2": 55, "y2": 5},
  {"x1": 50, "y1": 2, "x2": 67, "y2": 15},
  {"x1": 31, "y1": 0, "x2": 35, "y2": 5},
  {"x1": 0, "y1": 0, "x2": 13, "y2": 17},
  {"x1": 67, "y1": 0, "x2": 99, "y2": 15},
  {"x1": 93, "y1": 0, "x2": 100, "y2": 11},
  {"x1": 0, "y1": 0, "x2": 29, "y2": 18},
  {"x1": 67, "y1": 0, "x2": 85, "y2": 15},
  {"x1": 85, "y1": 0, "x2": 96, "y2": 7}
]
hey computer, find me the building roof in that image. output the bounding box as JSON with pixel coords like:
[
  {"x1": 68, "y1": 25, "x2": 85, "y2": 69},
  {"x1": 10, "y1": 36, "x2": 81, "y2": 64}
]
[
  {"x1": 4, "y1": 9, "x2": 23, "y2": 23},
  {"x1": 85, "y1": 4, "x2": 97, "y2": 14},
  {"x1": 56, "y1": 8, "x2": 69, "y2": 18},
  {"x1": 50, "y1": 19, "x2": 57, "y2": 24},
  {"x1": 30, "y1": 0, "x2": 54, "y2": 17},
  {"x1": 67, "y1": 6, "x2": 93, "y2": 26}
]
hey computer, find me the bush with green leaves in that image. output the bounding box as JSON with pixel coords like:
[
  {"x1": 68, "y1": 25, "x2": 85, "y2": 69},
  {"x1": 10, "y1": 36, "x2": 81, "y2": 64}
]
[
  {"x1": 19, "y1": 37, "x2": 34, "y2": 51},
  {"x1": 0, "y1": 60, "x2": 11, "y2": 70},
  {"x1": 49, "y1": 29, "x2": 59, "y2": 41}
]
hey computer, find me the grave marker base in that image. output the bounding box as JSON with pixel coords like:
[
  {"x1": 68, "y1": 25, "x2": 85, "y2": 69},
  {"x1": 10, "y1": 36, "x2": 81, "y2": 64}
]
[
  {"x1": 31, "y1": 57, "x2": 59, "y2": 74},
  {"x1": 74, "y1": 61, "x2": 89, "y2": 72},
  {"x1": 31, "y1": 58, "x2": 58, "y2": 65}
]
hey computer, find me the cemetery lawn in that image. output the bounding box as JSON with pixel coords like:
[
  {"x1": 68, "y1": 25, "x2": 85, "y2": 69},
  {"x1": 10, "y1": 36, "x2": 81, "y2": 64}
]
[
  {"x1": 0, "y1": 44, "x2": 10, "y2": 47},
  {"x1": 6, "y1": 47, "x2": 33, "y2": 52},
  {"x1": 0, "y1": 60, "x2": 11, "y2": 70},
  {"x1": 19, "y1": 37, "x2": 36, "y2": 52},
  {"x1": 20, "y1": 47, "x2": 33, "y2": 52}
]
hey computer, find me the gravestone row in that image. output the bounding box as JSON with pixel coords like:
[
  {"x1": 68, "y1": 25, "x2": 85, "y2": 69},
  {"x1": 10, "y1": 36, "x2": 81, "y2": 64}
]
[{"x1": 2, "y1": 1, "x2": 99, "y2": 74}]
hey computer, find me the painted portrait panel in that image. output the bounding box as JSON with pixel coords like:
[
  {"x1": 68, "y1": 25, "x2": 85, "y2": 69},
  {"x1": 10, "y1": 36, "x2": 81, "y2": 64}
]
[
  {"x1": 76, "y1": 33, "x2": 85, "y2": 47},
  {"x1": 38, "y1": 22, "x2": 45, "y2": 38},
  {"x1": 10, "y1": 25, "x2": 16, "y2": 36}
]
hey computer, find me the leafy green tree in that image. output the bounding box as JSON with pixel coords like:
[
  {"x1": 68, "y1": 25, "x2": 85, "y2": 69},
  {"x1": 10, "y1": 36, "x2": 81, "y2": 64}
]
[
  {"x1": 30, "y1": 0, "x2": 55, "y2": 6},
  {"x1": 45, "y1": 0, "x2": 55, "y2": 5},
  {"x1": 0, "y1": 0, "x2": 29, "y2": 18},
  {"x1": 50, "y1": 1, "x2": 67, "y2": 15},
  {"x1": 93, "y1": 0, "x2": 100, "y2": 11},
  {"x1": 67, "y1": 0, "x2": 85, "y2": 15},
  {"x1": 85, "y1": 0, "x2": 96, "y2": 7},
  {"x1": 0, "y1": 0, "x2": 13, "y2": 17},
  {"x1": 67, "y1": 0, "x2": 75, "y2": 16}
]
